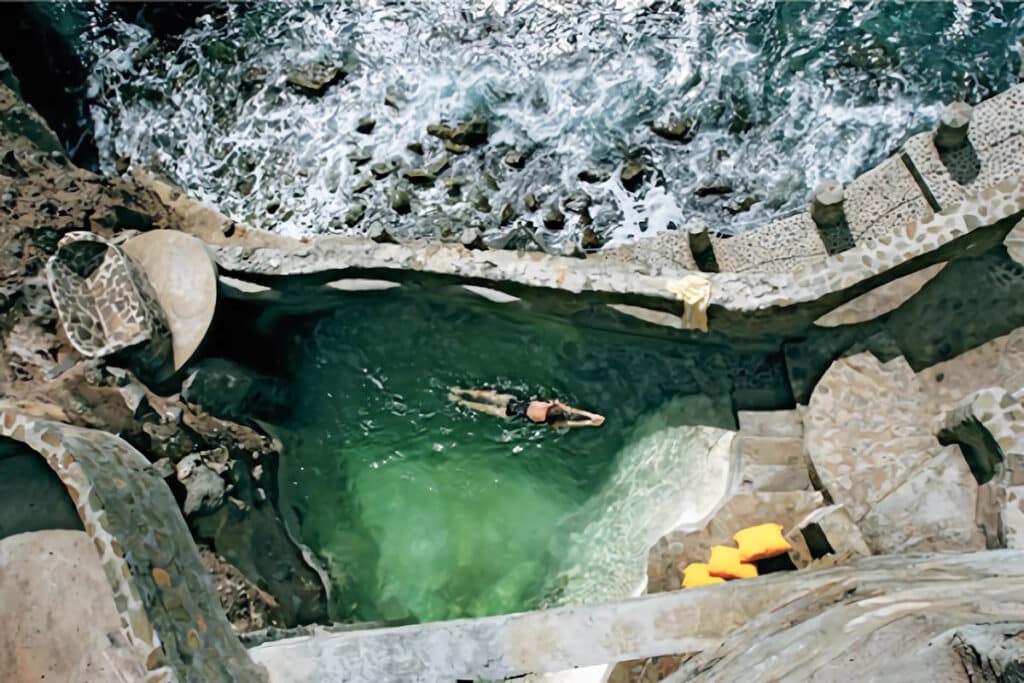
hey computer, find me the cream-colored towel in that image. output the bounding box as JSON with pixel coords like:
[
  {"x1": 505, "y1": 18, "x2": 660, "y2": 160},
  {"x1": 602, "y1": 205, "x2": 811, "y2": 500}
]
[{"x1": 666, "y1": 275, "x2": 711, "y2": 332}]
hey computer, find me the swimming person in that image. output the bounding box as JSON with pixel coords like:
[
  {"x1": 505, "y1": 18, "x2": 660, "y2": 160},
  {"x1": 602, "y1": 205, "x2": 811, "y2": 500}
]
[{"x1": 447, "y1": 387, "x2": 605, "y2": 428}]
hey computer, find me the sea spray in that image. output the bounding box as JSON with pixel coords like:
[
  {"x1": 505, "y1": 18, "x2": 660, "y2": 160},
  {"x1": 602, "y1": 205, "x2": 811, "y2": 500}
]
[{"x1": 76, "y1": 2, "x2": 1024, "y2": 245}]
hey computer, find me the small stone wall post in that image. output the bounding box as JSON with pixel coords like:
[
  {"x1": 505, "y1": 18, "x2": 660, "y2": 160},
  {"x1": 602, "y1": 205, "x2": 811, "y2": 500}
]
[{"x1": 934, "y1": 102, "x2": 973, "y2": 152}]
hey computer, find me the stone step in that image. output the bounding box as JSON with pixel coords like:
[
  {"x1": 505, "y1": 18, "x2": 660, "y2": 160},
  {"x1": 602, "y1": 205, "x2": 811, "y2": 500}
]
[
  {"x1": 733, "y1": 435, "x2": 806, "y2": 467},
  {"x1": 736, "y1": 410, "x2": 803, "y2": 438},
  {"x1": 737, "y1": 464, "x2": 812, "y2": 493}
]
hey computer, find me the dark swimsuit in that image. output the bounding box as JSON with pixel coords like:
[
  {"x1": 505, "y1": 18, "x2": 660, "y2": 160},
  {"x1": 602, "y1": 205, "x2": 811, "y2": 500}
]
[
  {"x1": 506, "y1": 398, "x2": 531, "y2": 420},
  {"x1": 506, "y1": 398, "x2": 567, "y2": 424}
]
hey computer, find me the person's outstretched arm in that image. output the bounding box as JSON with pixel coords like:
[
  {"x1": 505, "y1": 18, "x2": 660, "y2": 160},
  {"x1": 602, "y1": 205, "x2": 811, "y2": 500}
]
[
  {"x1": 548, "y1": 416, "x2": 605, "y2": 428},
  {"x1": 552, "y1": 401, "x2": 605, "y2": 422}
]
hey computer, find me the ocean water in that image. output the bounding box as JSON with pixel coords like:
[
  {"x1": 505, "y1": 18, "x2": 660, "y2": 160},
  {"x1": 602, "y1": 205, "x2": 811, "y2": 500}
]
[
  {"x1": 269, "y1": 291, "x2": 739, "y2": 622},
  {"x1": 72, "y1": 1, "x2": 1024, "y2": 248}
]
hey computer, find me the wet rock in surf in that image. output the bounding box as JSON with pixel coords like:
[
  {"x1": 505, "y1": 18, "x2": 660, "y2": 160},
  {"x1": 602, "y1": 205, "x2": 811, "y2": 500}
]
[
  {"x1": 426, "y1": 156, "x2": 450, "y2": 176},
  {"x1": 344, "y1": 203, "x2": 365, "y2": 226},
  {"x1": 370, "y1": 160, "x2": 396, "y2": 178},
  {"x1": 390, "y1": 189, "x2": 411, "y2": 214},
  {"x1": 459, "y1": 227, "x2": 486, "y2": 249},
  {"x1": 401, "y1": 168, "x2": 435, "y2": 186},
  {"x1": 356, "y1": 116, "x2": 376, "y2": 134},
  {"x1": 348, "y1": 149, "x2": 372, "y2": 165},
  {"x1": 581, "y1": 226, "x2": 604, "y2": 250},
  {"x1": 564, "y1": 191, "x2": 591, "y2": 214},
  {"x1": 620, "y1": 158, "x2": 646, "y2": 193},
  {"x1": 503, "y1": 151, "x2": 526, "y2": 169},
  {"x1": 695, "y1": 184, "x2": 733, "y2": 197},
  {"x1": 652, "y1": 116, "x2": 695, "y2": 143},
  {"x1": 543, "y1": 206, "x2": 566, "y2": 230},
  {"x1": 427, "y1": 116, "x2": 489, "y2": 147},
  {"x1": 286, "y1": 62, "x2": 345, "y2": 97},
  {"x1": 578, "y1": 168, "x2": 610, "y2": 184}
]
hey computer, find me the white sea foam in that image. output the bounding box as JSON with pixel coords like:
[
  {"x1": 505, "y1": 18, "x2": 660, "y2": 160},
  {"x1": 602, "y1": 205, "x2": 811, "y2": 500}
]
[{"x1": 80, "y1": 1, "x2": 1024, "y2": 245}]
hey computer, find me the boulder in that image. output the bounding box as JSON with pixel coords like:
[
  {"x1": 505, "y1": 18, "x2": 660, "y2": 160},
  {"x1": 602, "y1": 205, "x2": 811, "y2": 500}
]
[
  {"x1": 176, "y1": 453, "x2": 226, "y2": 517},
  {"x1": 286, "y1": 62, "x2": 345, "y2": 96},
  {"x1": 181, "y1": 358, "x2": 294, "y2": 423},
  {"x1": 0, "y1": 530, "x2": 148, "y2": 682}
]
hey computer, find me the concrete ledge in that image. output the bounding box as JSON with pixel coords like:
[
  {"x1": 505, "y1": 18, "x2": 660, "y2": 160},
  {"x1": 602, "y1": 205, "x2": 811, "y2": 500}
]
[{"x1": 249, "y1": 550, "x2": 1024, "y2": 682}]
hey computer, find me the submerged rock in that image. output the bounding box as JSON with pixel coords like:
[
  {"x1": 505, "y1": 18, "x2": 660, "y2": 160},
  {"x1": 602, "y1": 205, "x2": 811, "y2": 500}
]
[
  {"x1": 181, "y1": 358, "x2": 293, "y2": 423},
  {"x1": 406, "y1": 141, "x2": 424, "y2": 155},
  {"x1": 285, "y1": 62, "x2": 346, "y2": 97},
  {"x1": 725, "y1": 195, "x2": 758, "y2": 215}
]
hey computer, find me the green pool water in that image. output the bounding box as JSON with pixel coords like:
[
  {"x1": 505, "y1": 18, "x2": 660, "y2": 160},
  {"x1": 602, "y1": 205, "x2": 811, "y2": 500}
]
[{"x1": 272, "y1": 290, "x2": 765, "y2": 623}]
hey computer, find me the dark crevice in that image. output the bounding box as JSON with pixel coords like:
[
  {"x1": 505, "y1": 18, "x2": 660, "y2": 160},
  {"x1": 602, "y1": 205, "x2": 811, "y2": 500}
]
[
  {"x1": 0, "y1": 3, "x2": 98, "y2": 169},
  {"x1": 899, "y1": 151, "x2": 943, "y2": 211}
]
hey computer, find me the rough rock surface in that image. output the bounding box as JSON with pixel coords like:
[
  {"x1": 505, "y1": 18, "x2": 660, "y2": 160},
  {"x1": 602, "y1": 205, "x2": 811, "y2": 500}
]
[
  {"x1": 0, "y1": 530, "x2": 148, "y2": 683},
  {"x1": 0, "y1": 76, "x2": 325, "y2": 635},
  {"x1": 803, "y1": 352, "x2": 985, "y2": 553},
  {"x1": 250, "y1": 550, "x2": 1024, "y2": 682}
]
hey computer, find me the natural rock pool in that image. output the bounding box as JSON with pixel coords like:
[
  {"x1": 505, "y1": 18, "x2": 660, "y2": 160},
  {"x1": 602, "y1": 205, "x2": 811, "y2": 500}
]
[{"x1": 266, "y1": 290, "x2": 742, "y2": 623}]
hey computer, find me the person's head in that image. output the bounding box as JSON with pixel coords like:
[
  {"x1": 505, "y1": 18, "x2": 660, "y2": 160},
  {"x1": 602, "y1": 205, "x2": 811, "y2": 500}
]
[{"x1": 544, "y1": 404, "x2": 568, "y2": 424}]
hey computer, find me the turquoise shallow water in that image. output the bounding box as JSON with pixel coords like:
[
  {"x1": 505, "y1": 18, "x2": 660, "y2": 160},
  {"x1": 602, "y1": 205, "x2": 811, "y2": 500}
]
[{"x1": 271, "y1": 292, "x2": 751, "y2": 622}]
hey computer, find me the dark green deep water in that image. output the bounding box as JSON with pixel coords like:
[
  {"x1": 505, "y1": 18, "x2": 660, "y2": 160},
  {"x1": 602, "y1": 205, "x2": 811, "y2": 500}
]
[{"x1": 271, "y1": 291, "x2": 775, "y2": 623}]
